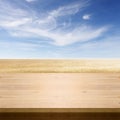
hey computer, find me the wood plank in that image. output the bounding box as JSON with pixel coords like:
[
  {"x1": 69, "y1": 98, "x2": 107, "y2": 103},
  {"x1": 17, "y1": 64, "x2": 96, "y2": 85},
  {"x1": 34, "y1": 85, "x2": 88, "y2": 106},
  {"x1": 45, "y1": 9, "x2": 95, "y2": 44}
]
[{"x1": 0, "y1": 73, "x2": 120, "y2": 113}]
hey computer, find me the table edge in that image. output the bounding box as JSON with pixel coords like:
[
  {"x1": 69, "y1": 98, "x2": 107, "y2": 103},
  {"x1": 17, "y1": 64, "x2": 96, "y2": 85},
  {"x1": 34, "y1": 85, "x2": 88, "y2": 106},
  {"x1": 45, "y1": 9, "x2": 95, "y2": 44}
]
[{"x1": 0, "y1": 108, "x2": 120, "y2": 113}]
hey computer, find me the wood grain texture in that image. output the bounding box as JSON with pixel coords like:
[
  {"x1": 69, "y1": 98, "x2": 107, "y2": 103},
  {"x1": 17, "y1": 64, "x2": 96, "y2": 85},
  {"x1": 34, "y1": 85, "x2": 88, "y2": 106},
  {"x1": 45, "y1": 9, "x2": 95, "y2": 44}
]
[{"x1": 0, "y1": 73, "x2": 120, "y2": 113}]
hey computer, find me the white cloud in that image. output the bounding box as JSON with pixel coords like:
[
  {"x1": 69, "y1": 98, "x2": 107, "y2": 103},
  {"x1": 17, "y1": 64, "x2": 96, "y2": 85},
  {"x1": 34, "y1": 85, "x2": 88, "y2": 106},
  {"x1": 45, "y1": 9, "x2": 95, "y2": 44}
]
[
  {"x1": 25, "y1": 0, "x2": 36, "y2": 2},
  {"x1": 0, "y1": 0, "x2": 108, "y2": 46},
  {"x1": 82, "y1": 14, "x2": 91, "y2": 20},
  {"x1": 14, "y1": 25, "x2": 107, "y2": 46}
]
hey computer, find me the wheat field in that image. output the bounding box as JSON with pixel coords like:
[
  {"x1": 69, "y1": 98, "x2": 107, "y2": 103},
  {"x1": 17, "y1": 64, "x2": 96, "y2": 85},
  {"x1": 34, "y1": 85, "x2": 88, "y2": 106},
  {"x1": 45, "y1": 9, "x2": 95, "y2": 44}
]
[{"x1": 0, "y1": 59, "x2": 120, "y2": 73}]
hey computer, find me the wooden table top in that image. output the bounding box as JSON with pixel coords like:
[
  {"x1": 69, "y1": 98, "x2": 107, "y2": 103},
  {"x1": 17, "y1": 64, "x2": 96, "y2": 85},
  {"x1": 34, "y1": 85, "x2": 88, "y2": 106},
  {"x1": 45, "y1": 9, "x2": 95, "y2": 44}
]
[{"x1": 0, "y1": 73, "x2": 120, "y2": 113}]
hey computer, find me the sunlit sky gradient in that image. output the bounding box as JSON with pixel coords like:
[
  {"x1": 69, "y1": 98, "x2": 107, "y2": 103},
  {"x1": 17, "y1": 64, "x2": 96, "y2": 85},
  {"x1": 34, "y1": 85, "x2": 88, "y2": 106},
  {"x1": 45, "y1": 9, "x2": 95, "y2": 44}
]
[{"x1": 0, "y1": 0, "x2": 120, "y2": 58}]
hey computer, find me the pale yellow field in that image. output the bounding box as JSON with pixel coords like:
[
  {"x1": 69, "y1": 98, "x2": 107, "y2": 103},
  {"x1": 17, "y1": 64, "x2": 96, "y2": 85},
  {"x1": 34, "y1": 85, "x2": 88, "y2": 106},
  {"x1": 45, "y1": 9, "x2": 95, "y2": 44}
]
[{"x1": 0, "y1": 59, "x2": 120, "y2": 73}]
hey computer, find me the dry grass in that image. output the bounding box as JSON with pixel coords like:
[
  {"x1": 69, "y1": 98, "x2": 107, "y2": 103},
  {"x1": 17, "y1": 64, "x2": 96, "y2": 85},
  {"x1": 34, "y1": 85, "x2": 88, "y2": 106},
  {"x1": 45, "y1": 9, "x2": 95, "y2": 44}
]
[{"x1": 0, "y1": 59, "x2": 120, "y2": 73}]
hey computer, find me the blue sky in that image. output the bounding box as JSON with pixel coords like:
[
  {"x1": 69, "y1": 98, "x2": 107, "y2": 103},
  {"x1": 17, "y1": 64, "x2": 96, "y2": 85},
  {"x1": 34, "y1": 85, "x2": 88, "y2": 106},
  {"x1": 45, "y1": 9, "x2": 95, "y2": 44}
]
[{"x1": 0, "y1": 0, "x2": 120, "y2": 58}]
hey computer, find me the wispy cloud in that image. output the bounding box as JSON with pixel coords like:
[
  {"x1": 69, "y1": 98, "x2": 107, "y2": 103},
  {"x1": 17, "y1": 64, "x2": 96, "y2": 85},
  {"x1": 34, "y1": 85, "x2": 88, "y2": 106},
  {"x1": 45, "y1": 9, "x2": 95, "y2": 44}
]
[
  {"x1": 0, "y1": 0, "x2": 108, "y2": 46},
  {"x1": 49, "y1": 1, "x2": 89, "y2": 18},
  {"x1": 0, "y1": 40, "x2": 39, "y2": 51},
  {"x1": 51, "y1": 26, "x2": 107, "y2": 46}
]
